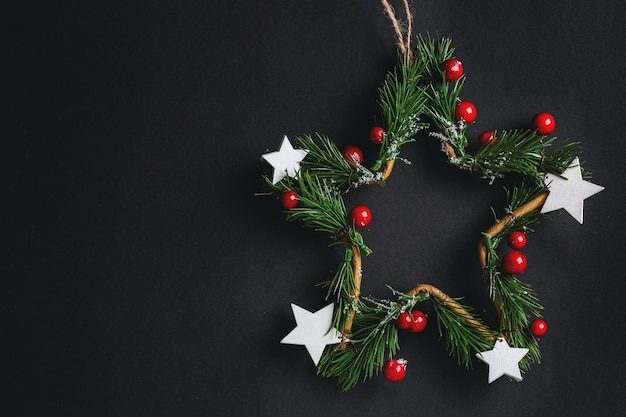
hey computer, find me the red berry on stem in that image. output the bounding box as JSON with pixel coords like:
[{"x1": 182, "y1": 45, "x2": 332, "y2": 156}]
[
  {"x1": 479, "y1": 130, "x2": 496, "y2": 146},
  {"x1": 383, "y1": 358, "x2": 407, "y2": 382},
  {"x1": 530, "y1": 319, "x2": 548, "y2": 337},
  {"x1": 281, "y1": 190, "x2": 298, "y2": 209},
  {"x1": 408, "y1": 310, "x2": 427, "y2": 333},
  {"x1": 397, "y1": 311, "x2": 413, "y2": 330},
  {"x1": 455, "y1": 101, "x2": 477, "y2": 123},
  {"x1": 349, "y1": 204, "x2": 372, "y2": 228},
  {"x1": 369, "y1": 126, "x2": 385, "y2": 144},
  {"x1": 507, "y1": 231, "x2": 527, "y2": 249},
  {"x1": 441, "y1": 58, "x2": 464, "y2": 81},
  {"x1": 342, "y1": 145, "x2": 363, "y2": 164},
  {"x1": 532, "y1": 112, "x2": 556, "y2": 135},
  {"x1": 502, "y1": 250, "x2": 527, "y2": 275}
]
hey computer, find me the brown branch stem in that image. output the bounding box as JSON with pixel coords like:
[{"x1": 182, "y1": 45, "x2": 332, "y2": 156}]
[
  {"x1": 406, "y1": 283, "x2": 495, "y2": 340},
  {"x1": 477, "y1": 192, "x2": 548, "y2": 268},
  {"x1": 477, "y1": 192, "x2": 548, "y2": 337},
  {"x1": 367, "y1": 159, "x2": 396, "y2": 184},
  {"x1": 340, "y1": 245, "x2": 362, "y2": 347}
]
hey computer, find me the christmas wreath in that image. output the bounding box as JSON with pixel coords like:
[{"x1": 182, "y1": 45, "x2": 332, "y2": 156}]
[{"x1": 258, "y1": 0, "x2": 603, "y2": 390}]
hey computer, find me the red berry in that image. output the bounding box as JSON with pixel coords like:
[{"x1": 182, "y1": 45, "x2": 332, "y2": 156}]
[
  {"x1": 478, "y1": 131, "x2": 496, "y2": 146},
  {"x1": 454, "y1": 101, "x2": 477, "y2": 123},
  {"x1": 408, "y1": 310, "x2": 427, "y2": 333},
  {"x1": 502, "y1": 250, "x2": 527, "y2": 275},
  {"x1": 280, "y1": 190, "x2": 298, "y2": 209},
  {"x1": 342, "y1": 145, "x2": 363, "y2": 164},
  {"x1": 441, "y1": 58, "x2": 464, "y2": 81},
  {"x1": 397, "y1": 311, "x2": 413, "y2": 330},
  {"x1": 349, "y1": 204, "x2": 372, "y2": 228},
  {"x1": 383, "y1": 358, "x2": 407, "y2": 382},
  {"x1": 507, "y1": 231, "x2": 527, "y2": 249},
  {"x1": 532, "y1": 112, "x2": 556, "y2": 135},
  {"x1": 529, "y1": 319, "x2": 548, "y2": 337},
  {"x1": 369, "y1": 126, "x2": 385, "y2": 144}
]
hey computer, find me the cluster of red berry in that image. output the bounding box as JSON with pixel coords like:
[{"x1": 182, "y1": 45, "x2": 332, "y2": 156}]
[
  {"x1": 381, "y1": 310, "x2": 429, "y2": 382},
  {"x1": 503, "y1": 231, "x2": 528, "y2": 275}
]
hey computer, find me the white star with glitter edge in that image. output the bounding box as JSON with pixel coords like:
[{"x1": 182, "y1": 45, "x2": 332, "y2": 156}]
[
  {"x1": 261, "y1": 136, "x2": 309, "y2": 184},
  {"x1": 280, "y1": 303, "x2": 343, "y2": 365},
  {"x1": 476, "y1": 338, "x2": 529, "y2": 383},
  {"x1": 540, "y1": 157, "x2": 604, "y2": 224}
]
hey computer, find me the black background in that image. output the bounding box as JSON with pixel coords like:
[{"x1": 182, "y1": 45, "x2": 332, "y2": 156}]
[{"x1": 7, "y1": 1, "x2": 626, "y2": 416}]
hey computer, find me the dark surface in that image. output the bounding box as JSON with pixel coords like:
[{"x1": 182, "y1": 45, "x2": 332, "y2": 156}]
[{"x1": 6, "y1": 1, "x2": 626, "y2": 416}]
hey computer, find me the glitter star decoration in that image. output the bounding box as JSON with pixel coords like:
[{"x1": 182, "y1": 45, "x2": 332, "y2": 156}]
[
  {"x1": 541, "y1": 157, "x2": 604, "y2": 224},
  {"x1": 261, "y1": 136, "x2": 308, "y2": 184},
  {"x1": 475, "y1": 338, "x2": 529, "y2": 383},
  {"x1": 280, "y1": 303, "x2": 343, "y2": 365}
]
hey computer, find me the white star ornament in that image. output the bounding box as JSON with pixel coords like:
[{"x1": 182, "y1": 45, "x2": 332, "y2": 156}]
[
  {"x1": 540, "y1": 157, "x2": 604, "y2": 224},
  {"x1": 476, "y1": 338, "x2": 529, "y2": 383},
  {"x1": 261, "y1": 136, "x2": 308, "y2": 184},
  {"x1": 280, "y1": 303, "x2": 343, "y2": 365}
]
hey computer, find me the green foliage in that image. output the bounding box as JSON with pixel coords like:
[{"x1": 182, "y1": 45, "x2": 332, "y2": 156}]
[
  {"x1": 317, "y1": 288, "x2": 428, "y2": 391},
  {"x1": 430, "y1": 296, "x2": 496, "y2": 368},
  {"x1": 414, "y1": 34, "x2": 456, "y2": 82},
  {"x1": 264, "y1": 171, "x2": 371, "y2": 255},
  {"x1": 413, "y1": 36, "x2": 582, "y2": 183},
  {"x1": 296, "y1": 134, "x2": 380, "y2": 191},
  {"x1": 371, "y1": 53, "x2": 429, "y2": 171},
  {"x1": 490, "y1": 271, "x2": 542, "y2": 370},
  {"x1": 481, "y1": 182, "x2": 548, "y2": 370},
  {"x1": 316, "y1": 248, "x2": 357, "y2": 332}
]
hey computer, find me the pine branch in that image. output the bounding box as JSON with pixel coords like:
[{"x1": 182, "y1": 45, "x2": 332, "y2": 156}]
[
  {"x1": 424, "y1": 80, "x2": 466, "y2": 136},
  {"x1": 480, "y1": 182, "x2": 548, "y2": 370},
  {"x1": 413, "y1": 34, "x2": 584, "y2": 186},
  {"x1": 415, "y1": 35, "x2": 465, "y2": 143},
  {"x1": 541, "y1": 139, "x2": 582, "y2": 176},
  {"x1": 296, "y1": 134, "x2": 379, "y2": 190},
  {"x1": 472, "y1": 129, "x2": 549, "y2": 183},
  {"x1": 489, "y1": 270, "x2": 542, "y2": 370},
  {"x1": 371, "y1": 52, "x2": 429, "y2": 172},
  {"x1": 414, "y1": 34, "x2": 456, "y2": 82},
  {"x1": 318, "y1": 288, "x2": 428, "y2": 391},
  {"x1": 265, "y1": 172, "x2": 371, "y2": 255},
  {"x1": 430, "y1": 296, "x2": 496, "y2": 368},
  {"x1": 316, "y1": 248, "x2": 357, "y2": 332}
]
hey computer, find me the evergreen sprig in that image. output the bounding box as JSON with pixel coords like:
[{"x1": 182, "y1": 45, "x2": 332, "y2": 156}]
[
  {"x1": 265, "y1": 172, "x2": 371, "y2": 255},
  {"x1": 316, "y1": 248, "x2": 357, "y2": 332},
  {"x1": 317, "y1": 288, "x2": 429, "y2": 391},
  {"x1": 296, "y1": 134, "x2": 379, "y2": 190},
  {"x1": 480, "y1": 181, "x2": 548, "y2": 370},
  {"x1": 489, "y1": 270, "x2": 542, "y2": 370},
  {"x1": 430, "y1": 296, "x2": 496, "y2": 368},
  {"x1": 415, "y1": 34, "x2": 456, "y2": 82},
  {"x1": 412, "y1": 36, "x2": 583, "y2": 185},
  {"x1": 374, "y1": 52, "x2": 429, "y2": 170}
]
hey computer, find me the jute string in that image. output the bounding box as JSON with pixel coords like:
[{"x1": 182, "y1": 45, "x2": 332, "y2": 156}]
[{"x1": 380, "y1": 0, "x2": 413, "y2": 58}]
